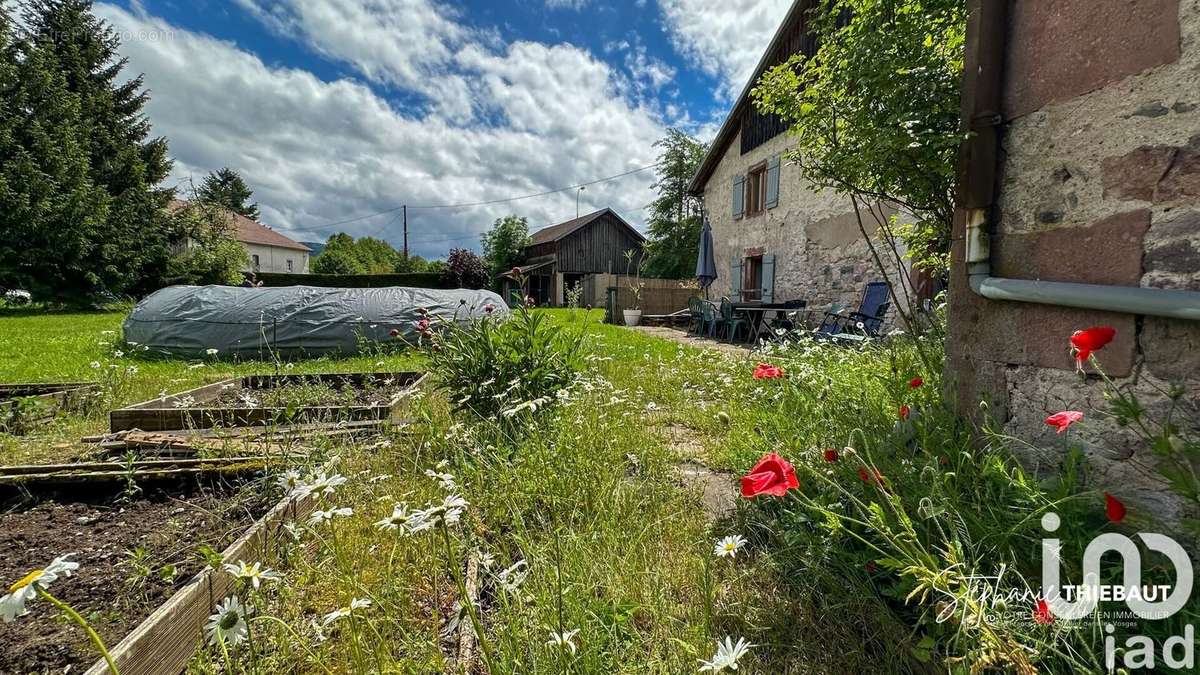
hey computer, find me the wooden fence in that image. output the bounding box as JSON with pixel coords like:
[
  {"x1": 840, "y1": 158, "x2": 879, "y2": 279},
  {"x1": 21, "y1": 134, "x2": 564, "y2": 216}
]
[{"x1": 582, "y1": 274, "x2": 698, "y2": 324}]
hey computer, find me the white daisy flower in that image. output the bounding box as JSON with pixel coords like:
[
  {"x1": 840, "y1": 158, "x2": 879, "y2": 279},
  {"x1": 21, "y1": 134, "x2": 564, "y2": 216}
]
[
  {"x1": 415, "y1": 494, "x2": 468, "y2": 529},
  {"x1": 1, "y1": 554, "x2": 79, "y2": 622},
  {"x1": 496, "y1": 560, "x2": 529, "y2": 593},
  {"x1": 305, "y1": 472, "x2": 347, "y2": 498},
  {"x1": 307, "y1": 507, "x2": 353, "y2": 527},
  {"x1": 282, "y1": 522, "x2": 303, "y2": 542},
  {"x1": 374, "y1": 503, "x2": 416, "y2": 532},
  {"x1": 322, "y1": 598, "x2": 371, "y2": 626},
  {"x1": 222, "y1": 560, "x2": 282, "y2": 590},
  {"x1": 205, "y1": 348, "x2": 219, "y2": 356},
  {"x1": 698, "y1": 636, "x2": 753, "y2": 672},
  {"x1": 546, "y1": 628, "x2": 580, "y2": 655},
  {"x1": 205, "y1": 595, "x2": 253, "y2": 646},
  {"x1": 276, "y1": 470, "x2": 304, "y2": 495},
  {"x1": 713, "y1": 535, "x2": 747, "y2": 559},
  {"x1": 424, "y1": 468, "x2": 457, "y2": 491}
]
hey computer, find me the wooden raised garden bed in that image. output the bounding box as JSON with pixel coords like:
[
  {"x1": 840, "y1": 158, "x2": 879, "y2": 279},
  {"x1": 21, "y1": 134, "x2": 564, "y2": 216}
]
[
  {"x1": 1, "y1": 381, "x2": 99, "y2": 433},
  {"x1": 110, "y1": 372, "x2": 426, "y2": 432},
  {"x1": 80, "y1": 476, "x2": 324, "y2": 675}
]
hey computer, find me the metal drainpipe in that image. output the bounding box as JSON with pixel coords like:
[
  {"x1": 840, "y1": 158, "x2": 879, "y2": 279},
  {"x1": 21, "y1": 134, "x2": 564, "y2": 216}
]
[{"x1": 961, "y1": 0, "x2": 1200, "y2": 322}]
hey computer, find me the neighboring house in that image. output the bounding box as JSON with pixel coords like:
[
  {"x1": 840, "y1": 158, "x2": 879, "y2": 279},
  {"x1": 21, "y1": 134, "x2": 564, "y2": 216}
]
[
  {"x1": 686, "y1": 0, "x2": 909, "y2": 313},
  {"x1": 503, "y1": 208, "x2": 645, "y2": 306},
  {"x1": 170, "y1": 199, "x2": 311, "y2": 274},
  {"x1": 231, "y1": 213, "x2": 311, "y2": 274}
]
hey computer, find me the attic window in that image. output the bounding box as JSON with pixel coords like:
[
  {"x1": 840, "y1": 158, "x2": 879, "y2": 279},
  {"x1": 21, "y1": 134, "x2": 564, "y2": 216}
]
[{"x1": 745, "y1": 163, "x2": 767, "y2": 216}]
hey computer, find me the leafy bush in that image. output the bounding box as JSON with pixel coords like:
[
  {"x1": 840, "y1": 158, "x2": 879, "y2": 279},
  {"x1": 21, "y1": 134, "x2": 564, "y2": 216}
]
[
  {"x1": 422, "y1": 304, "x2": 590, "y2": 436},
  {"x1": 440, "y1": 248, "x2": 489, "y2": 290}
]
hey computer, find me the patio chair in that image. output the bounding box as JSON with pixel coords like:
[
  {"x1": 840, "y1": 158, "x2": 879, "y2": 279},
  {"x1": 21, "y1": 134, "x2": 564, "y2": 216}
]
[
  {"x1": 816, "y1": 282, "x2": 891, "y2": 340},
  {"x1": 698, "y1": 299, "x2": 720, "y2": 338},
  {"x1": 719, "y1": 297, "x2": 749, "y2": 343},
  {"x1": 686, "y1": 297, "x2": 704, "y2": 335}
]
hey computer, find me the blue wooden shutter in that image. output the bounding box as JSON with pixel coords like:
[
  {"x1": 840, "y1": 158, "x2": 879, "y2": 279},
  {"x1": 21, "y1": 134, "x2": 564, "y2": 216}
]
[
  {"x1": 761, "y1": 254, "x2": 775, "y2": 303},
  {"x1": 732, "y1": 174, "x2": 745, "y2": 219},
  {"x1": 765, "y1": 156, "x2": 781, "y2": 209},
  {"x1": 730, "y1": 259, "x2": 742, "y2": 299}
]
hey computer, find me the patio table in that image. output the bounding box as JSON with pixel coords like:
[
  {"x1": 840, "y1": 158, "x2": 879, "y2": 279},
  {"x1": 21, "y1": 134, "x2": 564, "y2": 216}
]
[{"x1": 731, "y1": 301, "x2": 806, "y2": 343}]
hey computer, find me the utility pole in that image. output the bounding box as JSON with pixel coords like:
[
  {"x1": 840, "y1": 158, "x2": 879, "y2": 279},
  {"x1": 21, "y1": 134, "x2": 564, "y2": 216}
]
[{"x1": 402, "y1": 205, "x2": 408, "y2": 261}]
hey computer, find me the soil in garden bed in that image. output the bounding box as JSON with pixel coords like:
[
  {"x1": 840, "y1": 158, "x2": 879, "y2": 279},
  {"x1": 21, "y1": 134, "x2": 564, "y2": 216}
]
[
  {"x1": 199, "y1": 378, "x2": 407, "y2": 409},
  {"x1": 0, "y1": 479, "x2": 277, "y2": 673}
]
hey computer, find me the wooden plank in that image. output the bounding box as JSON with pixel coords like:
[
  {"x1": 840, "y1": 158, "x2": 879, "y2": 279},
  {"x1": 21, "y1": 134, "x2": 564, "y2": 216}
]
[
  {"x1": 84, "y1": 468, "x2": 324, "y2": 675},
  {"x1": 0, "y1": 456, "x2": 293, "y2": 476},
  {"x1": 110, "y1": 372, "x2": 424, "y2": 432}
]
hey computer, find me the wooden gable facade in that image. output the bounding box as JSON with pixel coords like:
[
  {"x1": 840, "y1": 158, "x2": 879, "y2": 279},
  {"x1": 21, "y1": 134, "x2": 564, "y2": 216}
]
[{"x1": 525, "y1": 208, "x2": 644, "y2": 275}]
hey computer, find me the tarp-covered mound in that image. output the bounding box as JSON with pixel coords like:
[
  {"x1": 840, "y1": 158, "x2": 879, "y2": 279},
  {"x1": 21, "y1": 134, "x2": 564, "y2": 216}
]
[{"x1": 124, "y1": 285, "x2": 509, "y2": 359}]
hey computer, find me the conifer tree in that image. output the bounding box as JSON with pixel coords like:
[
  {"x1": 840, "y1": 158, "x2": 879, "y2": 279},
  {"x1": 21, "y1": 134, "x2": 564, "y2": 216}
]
[{"x1": 197, "y1": 167, "x2": 260, "y2": 221}]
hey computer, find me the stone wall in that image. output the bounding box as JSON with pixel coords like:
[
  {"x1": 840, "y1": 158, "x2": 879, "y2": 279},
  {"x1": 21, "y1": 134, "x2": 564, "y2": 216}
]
[
  {"x1": 947, "y1": 0, "x2": 1200, "y2": 524},
  {"x1": 700, "y1": 128, "x2": 911, "y2": 317}
]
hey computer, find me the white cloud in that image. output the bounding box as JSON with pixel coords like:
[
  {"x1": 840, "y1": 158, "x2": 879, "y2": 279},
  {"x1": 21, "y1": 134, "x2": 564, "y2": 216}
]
[
  {"x1": 658, "y1": 0, "x2": 792, "y2": 101},
  {"x1": 233, "y1": 0, "x2": 475, "y2": 121},
  {"x1": 93, "y1": 3, "x2": 665, "y2": 257},
  {"x1": 545, "y1": 0, "x2": 590, "y2": 8}
]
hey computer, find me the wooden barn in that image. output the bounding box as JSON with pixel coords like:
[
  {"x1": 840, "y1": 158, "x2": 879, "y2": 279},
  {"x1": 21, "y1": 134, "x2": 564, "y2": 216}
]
[{"x1": 504, "y1": 208, "x2": 645, "y2": 306}]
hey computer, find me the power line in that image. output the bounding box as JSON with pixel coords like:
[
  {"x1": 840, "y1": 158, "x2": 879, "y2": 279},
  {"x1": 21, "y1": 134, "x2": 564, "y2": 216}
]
[
  {"x1": 404, "y1": 200, "x2": 656, "y2": 248},
  {"x1": 284, "y1": 162, "x2": 660, "y2": 235}
]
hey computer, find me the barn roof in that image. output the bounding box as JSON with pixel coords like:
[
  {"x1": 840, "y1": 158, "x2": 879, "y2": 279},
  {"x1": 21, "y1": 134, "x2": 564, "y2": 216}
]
[{"x1": 528, "y1": 208, "x2": 645, "y2": 246}]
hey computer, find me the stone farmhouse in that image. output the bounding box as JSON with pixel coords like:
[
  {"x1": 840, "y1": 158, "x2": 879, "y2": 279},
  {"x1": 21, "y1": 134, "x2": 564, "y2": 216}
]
[{"x1": 686, "y1": 0, "x2": 913, "y2": 314}]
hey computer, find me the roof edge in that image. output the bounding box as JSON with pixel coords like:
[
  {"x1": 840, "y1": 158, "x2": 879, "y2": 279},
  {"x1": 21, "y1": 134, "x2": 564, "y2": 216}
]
[{"x1": 687, "y1": 0, "x2": 810, "y2": 197}]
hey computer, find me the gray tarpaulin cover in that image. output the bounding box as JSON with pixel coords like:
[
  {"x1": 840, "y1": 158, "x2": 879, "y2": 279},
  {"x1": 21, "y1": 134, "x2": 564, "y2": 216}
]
[{"x1": 123, "y1": 285, "x2": 509, "y2": 358}]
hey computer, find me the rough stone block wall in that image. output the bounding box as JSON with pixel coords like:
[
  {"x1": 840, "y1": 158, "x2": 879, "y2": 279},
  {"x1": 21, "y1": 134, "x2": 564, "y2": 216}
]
[
  {"x1": 701, "y1": 128, "x2": 912, "y2": 321},
  {"x1": 947, "y1": 0, "x2": 1200, "y2": 524}
]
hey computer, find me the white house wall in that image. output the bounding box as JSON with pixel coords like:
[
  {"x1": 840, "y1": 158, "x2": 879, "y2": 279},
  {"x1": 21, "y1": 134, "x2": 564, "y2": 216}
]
[{"x1": 244, "y1": 243, "x2": 309, "y2": 274}]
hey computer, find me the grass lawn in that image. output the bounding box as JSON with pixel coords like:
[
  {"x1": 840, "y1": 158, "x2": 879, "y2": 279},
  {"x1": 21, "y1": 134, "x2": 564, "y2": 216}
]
[{"x1": 2, "y1": 306, "x2": 1129, "y2": 674}]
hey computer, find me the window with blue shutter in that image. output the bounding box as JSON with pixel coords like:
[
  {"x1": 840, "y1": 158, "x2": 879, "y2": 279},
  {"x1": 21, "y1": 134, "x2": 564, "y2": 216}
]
[
  {"x1": 765, "y1": 156, "x2": 780, "y2": 209},
  {"x1": 730, "y1": 259, "x2": 742, "y2": 299},
  {"x1": 761, "y1": 254, "x2": 775, "y2": 303},
  {"x1": 732, "y1": 174, "x2": 745, "y2": 219}
]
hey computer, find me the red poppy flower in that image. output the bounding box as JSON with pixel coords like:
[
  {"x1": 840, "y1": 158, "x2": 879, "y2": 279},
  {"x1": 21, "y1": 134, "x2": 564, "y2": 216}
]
[
  {"x1": 857, "y1": 466, "x2": 884, "y2": 485},
  {"x1": 1045, "y1": 411, "x2": 1084, "y2": 434},
  {"x1": 909, "y1": 377, "x2": 923, "y2": 389},
  {"x1": 1070, "y1": 326, "x2": 1116, "y2": 363},
  {"x1": 1105, "y1": 493, "x2": 1127, "y2": 523},
  {"x1": 899, "y1": 405, "x2": 910, "y2": 421},
  {"x1": 1033, "y1": 598, "x2": 1054, "y2": 625},
  {"x1": 740, "y1": 452, "x2": 799, "y2": 498},
  {"x1": 822, "y1": 448, "x2": 839, "y2": 463},
  {"x1": 752, "y1": 363, "x2": 784, "y2": 380}
]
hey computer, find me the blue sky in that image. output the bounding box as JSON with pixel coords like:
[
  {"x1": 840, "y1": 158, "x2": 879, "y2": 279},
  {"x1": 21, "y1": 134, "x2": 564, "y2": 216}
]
[{"x1": 97, "y1": 0, "x2": 792, "y2": 257}]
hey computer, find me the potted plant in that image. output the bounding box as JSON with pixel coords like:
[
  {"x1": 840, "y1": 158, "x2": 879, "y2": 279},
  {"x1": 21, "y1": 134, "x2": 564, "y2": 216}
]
[{"x1": 622, "y1": 249, "x2": 645, "y2": 327}]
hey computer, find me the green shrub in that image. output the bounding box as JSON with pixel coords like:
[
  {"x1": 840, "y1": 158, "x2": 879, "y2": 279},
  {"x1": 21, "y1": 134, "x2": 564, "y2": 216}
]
[{"x1": 423, "y1": 306, "x2": 591, "y2": 436}]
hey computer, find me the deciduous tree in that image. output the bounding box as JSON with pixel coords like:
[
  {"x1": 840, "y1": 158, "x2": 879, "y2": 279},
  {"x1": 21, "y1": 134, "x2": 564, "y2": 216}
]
[
  {"x1": 480, "y1": 215, "x2": 529, "y2": 282},
  {"x1": 753, "y1": 0, "x2": 965, "y2": 277}
]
